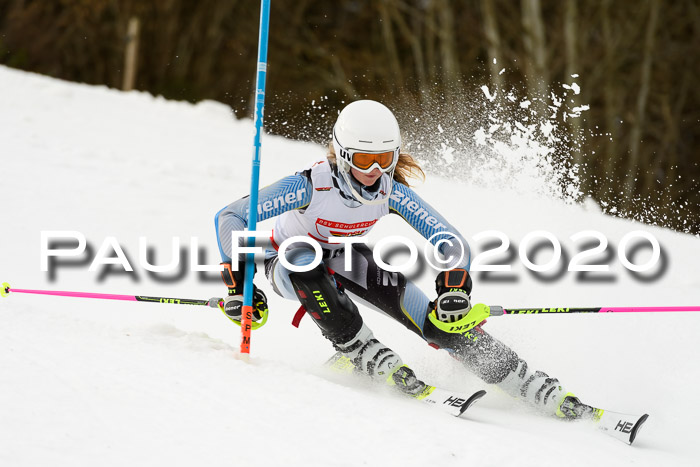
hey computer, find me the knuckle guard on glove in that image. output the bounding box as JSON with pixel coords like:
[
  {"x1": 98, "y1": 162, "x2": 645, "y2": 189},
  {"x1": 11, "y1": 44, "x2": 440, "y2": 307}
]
[{"x1": 223, "y1": 294, "x2": 244, "y2": 320}]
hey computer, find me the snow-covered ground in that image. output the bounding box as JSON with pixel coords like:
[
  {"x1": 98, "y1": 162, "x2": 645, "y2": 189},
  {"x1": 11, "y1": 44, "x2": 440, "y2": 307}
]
[{"x1": 1, "y1": 65, "x2": 699, "y2": 466}]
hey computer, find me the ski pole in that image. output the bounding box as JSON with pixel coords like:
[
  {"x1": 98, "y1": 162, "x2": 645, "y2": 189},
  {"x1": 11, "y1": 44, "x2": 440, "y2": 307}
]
[
  {"x1": 1, "y1": 281, "x2": 222, "y2": 308},
  {"x1": 487, "y1": 305, "x2": 700, "y2": 315},
  {"x1": 240, "y1": 0, "x2": 271, "y2": 356}
]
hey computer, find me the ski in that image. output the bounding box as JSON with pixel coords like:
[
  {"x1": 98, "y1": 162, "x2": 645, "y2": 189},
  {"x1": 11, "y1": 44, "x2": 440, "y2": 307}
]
[
  {"x1": 563, "y1": 397, "x2": 649, "y2": 445},
  {"x1": 589, "y1": 407, "x2": 649, "y2": 445},
  {"x1": 325, "y1": 352, "x2": 486, "y2": 417},
  {"x1": 324, "y1": 352, "x2": 647, "y2": 441},
  {"x1": 416, "y1": 385, "x2": 487, "y2": 417}
]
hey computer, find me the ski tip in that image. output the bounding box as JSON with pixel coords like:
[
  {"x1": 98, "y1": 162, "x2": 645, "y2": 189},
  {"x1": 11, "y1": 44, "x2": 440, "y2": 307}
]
[
  {"x1": 629, "y1": 413, "x2": 649, "y2": 445},
  {"x1": 458, "y1": 389, "x2": 487, "y2": 416},
  {"x1": 1, "y1": 282, "x2": 10, "y2": 298}
]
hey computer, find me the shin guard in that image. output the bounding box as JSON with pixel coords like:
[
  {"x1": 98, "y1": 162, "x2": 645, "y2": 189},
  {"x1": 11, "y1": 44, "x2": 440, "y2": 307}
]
[{"x1": 289, "y1": 263, "x2": 363, "y2": 346}]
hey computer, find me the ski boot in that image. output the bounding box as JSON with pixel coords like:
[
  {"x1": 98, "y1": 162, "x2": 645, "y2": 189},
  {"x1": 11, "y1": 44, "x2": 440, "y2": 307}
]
[
  {"x1": 333, "y1": 323, "x2": 428, "y2": 397},
  {"x1": 497, "y1": 359, "x2": 583, "y2": 418}
]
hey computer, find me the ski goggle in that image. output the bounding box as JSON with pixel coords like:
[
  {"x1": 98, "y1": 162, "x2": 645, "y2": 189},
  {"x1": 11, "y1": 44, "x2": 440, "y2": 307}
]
[{"x1": 338, "y1": 147, "x2": 399, "y2": 174}]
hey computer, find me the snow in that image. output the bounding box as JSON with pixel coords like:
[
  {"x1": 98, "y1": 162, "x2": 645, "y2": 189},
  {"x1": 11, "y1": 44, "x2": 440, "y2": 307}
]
[
  {"x1": 1, "y1": 65, "x2": 700, "y2": 466},
  {"x1": 563, "y1": 82, "x2": 581, "y2": 95}
]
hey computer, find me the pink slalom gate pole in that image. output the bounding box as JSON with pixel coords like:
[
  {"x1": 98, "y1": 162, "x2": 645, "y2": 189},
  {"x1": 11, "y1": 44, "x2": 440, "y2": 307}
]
[
  {"x1": 1, "y1": 282, "x2": 222, "y2": 308},
  {"x1": 488, "y1": 305, "x2": 700, "y2": 315}
]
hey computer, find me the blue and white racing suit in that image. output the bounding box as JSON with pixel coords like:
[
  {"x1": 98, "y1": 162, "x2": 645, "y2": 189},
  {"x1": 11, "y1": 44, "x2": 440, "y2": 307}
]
[
  {"x1": 217, "y1": 160, "x2": 469, "y2": 335},
  {"x1": 215, "y1": 159, "x2": 530, "y2": 386},
  {"x1": 215, "y1": 158, "x2": 582, "y2": 416}
]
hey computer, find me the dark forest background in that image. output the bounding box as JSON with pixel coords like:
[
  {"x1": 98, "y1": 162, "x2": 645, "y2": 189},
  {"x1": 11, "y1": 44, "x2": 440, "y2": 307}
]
[{"x1": 1, "y1": 0, "x2": 698, "y2": 234}]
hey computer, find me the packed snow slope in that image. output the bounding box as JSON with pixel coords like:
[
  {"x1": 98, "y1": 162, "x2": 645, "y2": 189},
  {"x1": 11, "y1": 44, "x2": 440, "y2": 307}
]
[{"x1": 1, "y1": 65, "x2": 699, "y2": 467}]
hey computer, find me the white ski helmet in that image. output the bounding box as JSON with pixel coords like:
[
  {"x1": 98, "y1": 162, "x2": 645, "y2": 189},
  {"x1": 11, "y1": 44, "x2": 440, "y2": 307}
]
[{"x1": 332, "y1": 100, "x2": 401, "y2": 205}]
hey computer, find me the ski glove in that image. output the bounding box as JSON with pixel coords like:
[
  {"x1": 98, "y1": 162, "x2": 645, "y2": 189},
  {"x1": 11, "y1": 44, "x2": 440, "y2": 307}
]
[
  {"x1": 433, "y1": 268, "x2": 473, "y2": 322},
  {"x1": 429, "y1": 269, "x2": 490, "y2": 335},
  {"x1": 428, "y1": 269, "x2": 490, "y2": 341},
  {"x1": 222, "y1": 287, "x2": 268, "y2": 323},
  {"x1": 220, "y1": 261, "x2": 269, "y2": 328}
]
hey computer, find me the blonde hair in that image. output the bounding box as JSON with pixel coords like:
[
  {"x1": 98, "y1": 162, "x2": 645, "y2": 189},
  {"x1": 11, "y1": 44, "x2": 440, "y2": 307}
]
[{"x1": 327, "y1": 143, "x2": 425, "y2": 187}]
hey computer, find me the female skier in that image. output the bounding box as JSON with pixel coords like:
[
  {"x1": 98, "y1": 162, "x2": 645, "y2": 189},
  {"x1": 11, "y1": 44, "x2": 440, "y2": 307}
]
[{"x1": 215, "y1": 100, "x2": 582, "y2": 418}]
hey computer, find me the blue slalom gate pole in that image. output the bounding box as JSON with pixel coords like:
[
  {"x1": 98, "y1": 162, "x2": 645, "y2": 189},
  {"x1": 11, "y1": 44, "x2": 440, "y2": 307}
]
[{"x1": 241, "y1": 0, "x2": 271, "y2": 355}]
